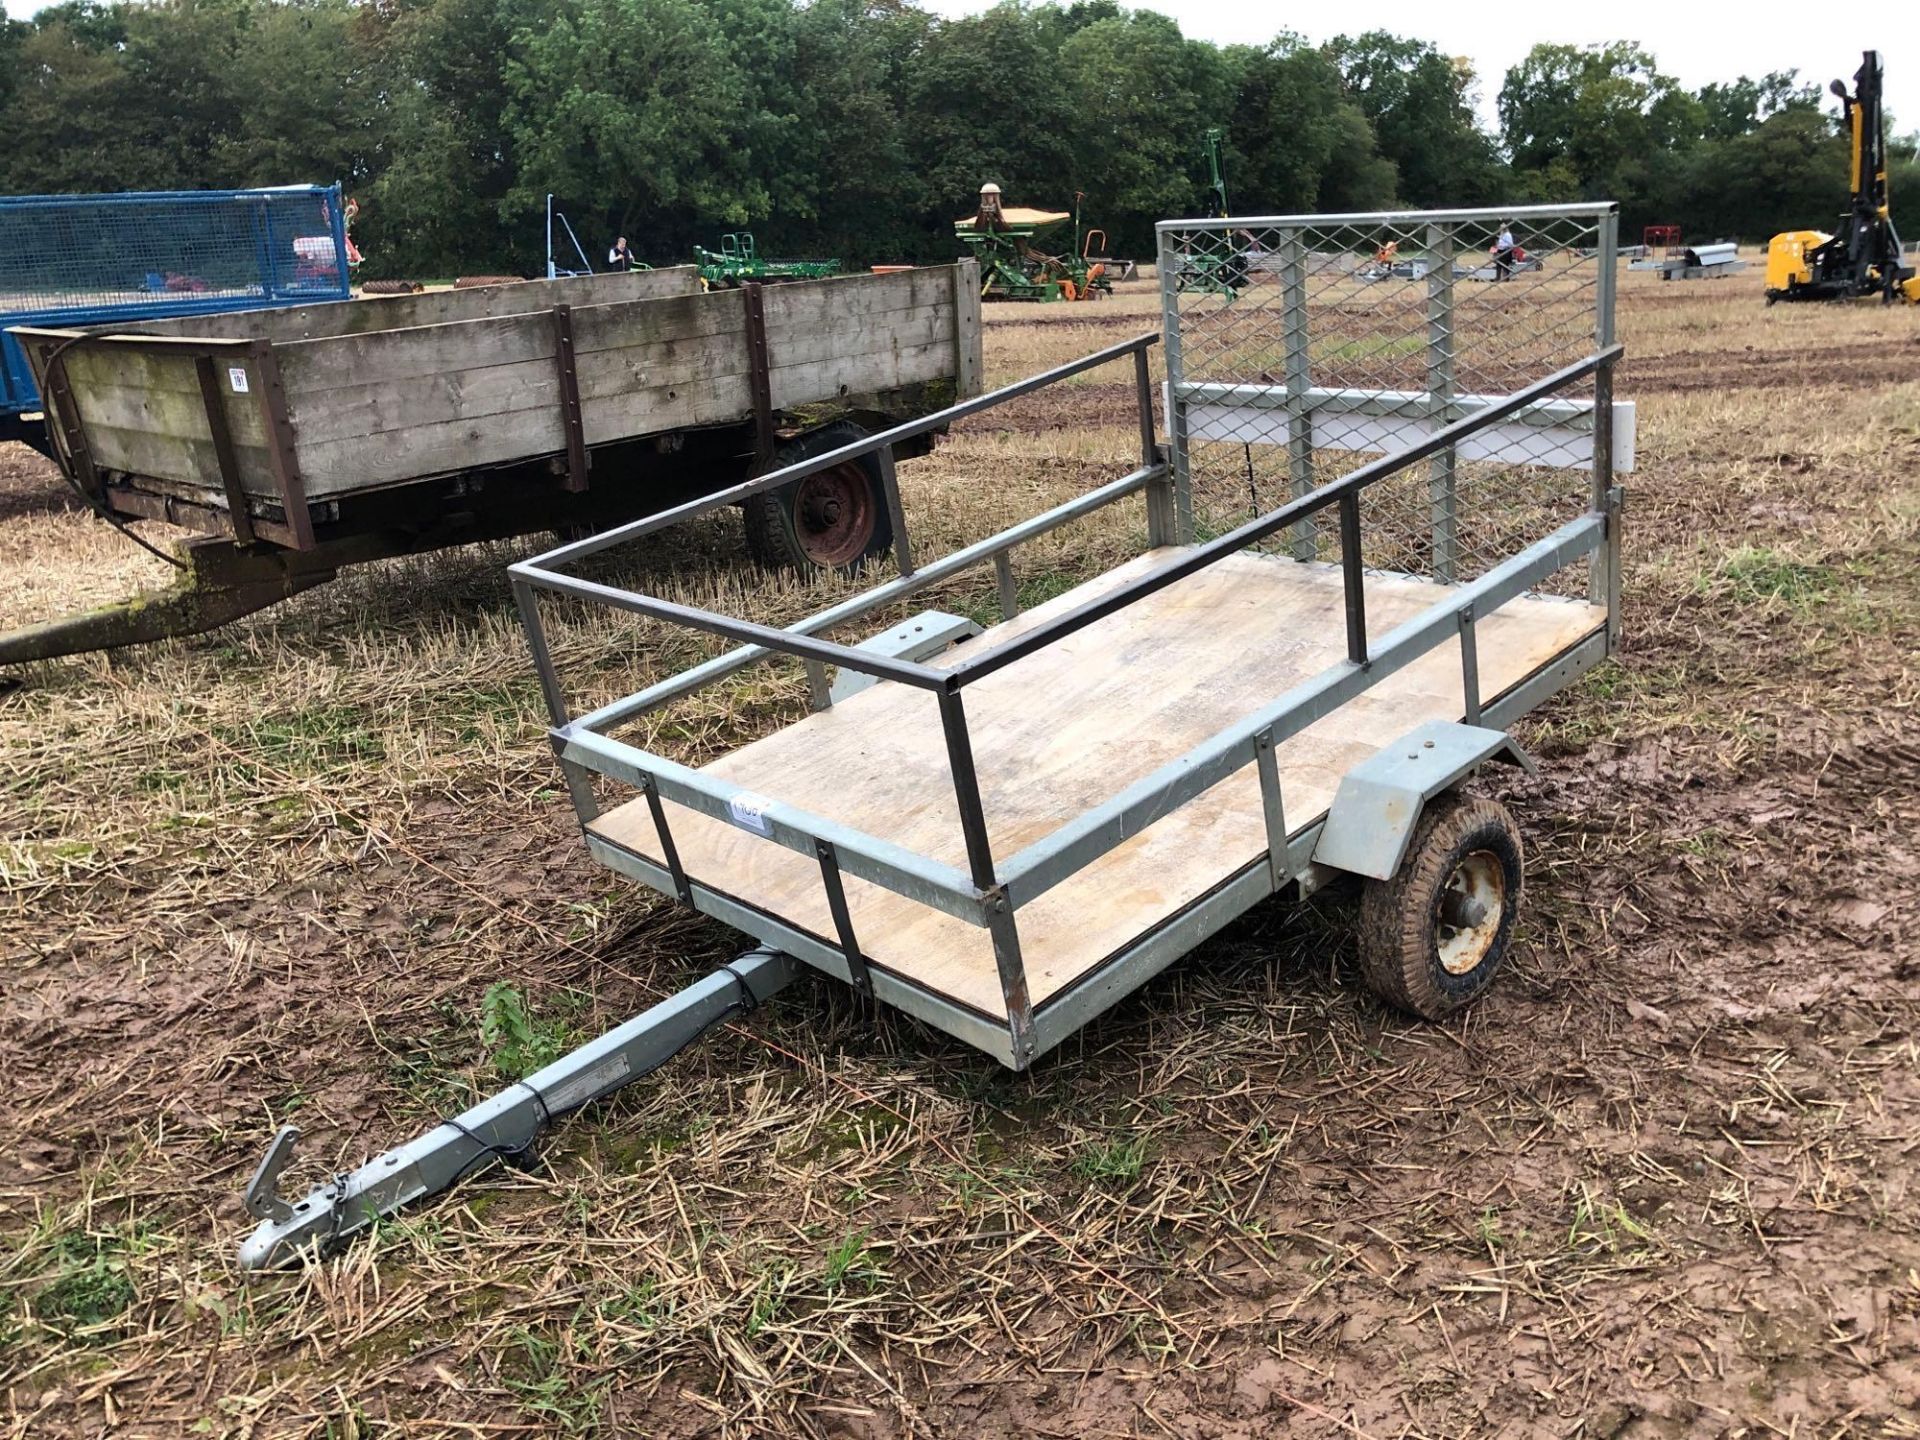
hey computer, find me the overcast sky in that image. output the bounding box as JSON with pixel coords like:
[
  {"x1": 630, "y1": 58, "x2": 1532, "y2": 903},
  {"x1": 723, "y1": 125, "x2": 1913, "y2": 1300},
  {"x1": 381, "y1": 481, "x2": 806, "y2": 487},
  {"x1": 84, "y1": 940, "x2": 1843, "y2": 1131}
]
[
  {"x1": 927, "y1": 4, "x2": 1919, "y2": 136},
  {"x1": 4, "y1": 0, "x2": 1913, "y2": 136}
]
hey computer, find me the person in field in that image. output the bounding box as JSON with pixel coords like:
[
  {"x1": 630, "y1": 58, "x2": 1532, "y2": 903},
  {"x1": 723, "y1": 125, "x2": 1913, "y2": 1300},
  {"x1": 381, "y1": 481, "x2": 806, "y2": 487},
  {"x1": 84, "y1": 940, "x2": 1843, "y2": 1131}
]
[{"x1": 1493, "y1": 223, "x2": 1516, "y2": 281}]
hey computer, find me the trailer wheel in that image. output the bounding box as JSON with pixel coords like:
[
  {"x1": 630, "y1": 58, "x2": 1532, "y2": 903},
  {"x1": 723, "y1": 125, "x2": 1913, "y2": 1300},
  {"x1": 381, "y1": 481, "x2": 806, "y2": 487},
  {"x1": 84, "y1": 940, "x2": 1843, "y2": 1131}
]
[
  {"x1": 1357, "y1": 791, "x2": 1522, "y2": 1020},
  {"x1": 742, "y1": 422, "x2": 894, "y2": 573}
]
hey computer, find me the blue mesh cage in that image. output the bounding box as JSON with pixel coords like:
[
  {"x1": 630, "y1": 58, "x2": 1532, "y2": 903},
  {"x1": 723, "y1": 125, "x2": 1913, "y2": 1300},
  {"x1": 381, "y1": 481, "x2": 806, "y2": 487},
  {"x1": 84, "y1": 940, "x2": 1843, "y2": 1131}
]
[{"x1": 0, "y1": 183, "x2": 351, "y2": 419}]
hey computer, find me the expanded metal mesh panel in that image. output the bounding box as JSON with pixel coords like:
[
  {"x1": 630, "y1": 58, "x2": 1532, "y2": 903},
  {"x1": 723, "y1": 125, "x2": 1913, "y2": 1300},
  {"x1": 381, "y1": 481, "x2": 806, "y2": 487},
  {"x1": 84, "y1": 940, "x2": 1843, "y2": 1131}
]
[
  {"x1": 1159, "y1": 207, "x2": 1614, "y2": 591},
  {"x1": 0, "y1": 186, "x2": 348, "y2": 316}
]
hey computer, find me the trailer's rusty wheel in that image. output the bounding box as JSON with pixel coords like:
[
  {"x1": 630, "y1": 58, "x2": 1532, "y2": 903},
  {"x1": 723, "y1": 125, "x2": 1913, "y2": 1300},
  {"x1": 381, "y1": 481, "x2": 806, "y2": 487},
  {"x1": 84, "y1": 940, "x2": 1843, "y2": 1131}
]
[
  {"x1": 1357, "y1": 791, "x2": 1523, "y2": 1020},
  {"x1": 743, "y1": 421, "x2": 894, "y2": 573}
]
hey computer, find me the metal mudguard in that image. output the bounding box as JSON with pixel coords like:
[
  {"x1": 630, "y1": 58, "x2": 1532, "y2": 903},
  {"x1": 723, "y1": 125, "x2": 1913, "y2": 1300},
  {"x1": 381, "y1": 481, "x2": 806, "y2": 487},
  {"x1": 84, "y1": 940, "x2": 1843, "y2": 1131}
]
[{"x1": 1312, "y1": 721, "x2": 1536, "y2": 882}]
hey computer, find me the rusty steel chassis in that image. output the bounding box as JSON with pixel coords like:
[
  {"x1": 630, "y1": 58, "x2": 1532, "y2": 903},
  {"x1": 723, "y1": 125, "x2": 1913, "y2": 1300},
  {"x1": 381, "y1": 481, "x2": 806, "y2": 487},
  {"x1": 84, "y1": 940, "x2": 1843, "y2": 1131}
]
[{"x1": 3, "y1": 283, "x2": 924, "y2": 665}]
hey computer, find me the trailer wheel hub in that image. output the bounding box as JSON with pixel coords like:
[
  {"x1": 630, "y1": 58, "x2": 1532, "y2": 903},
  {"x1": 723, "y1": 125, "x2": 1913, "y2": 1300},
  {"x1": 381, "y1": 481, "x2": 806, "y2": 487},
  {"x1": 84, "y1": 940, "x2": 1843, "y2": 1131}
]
[
  {"x1": 1436, "y1": 849, "x2": 1505, "y2": 975},
  {"x1": 793, "y1": 466, "x2": 875, "y2": 568}
]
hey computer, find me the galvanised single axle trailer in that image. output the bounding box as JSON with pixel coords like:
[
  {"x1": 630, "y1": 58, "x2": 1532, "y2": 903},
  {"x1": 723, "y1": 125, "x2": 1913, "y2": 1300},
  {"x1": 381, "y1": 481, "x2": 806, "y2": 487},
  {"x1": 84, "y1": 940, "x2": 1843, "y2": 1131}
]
[
  {"x1": 239, "y1": 204, "x2": 1633, "y2": 1269},
  {"x1": 4, "y1": 262, "x2": 982, "y2": 664}
]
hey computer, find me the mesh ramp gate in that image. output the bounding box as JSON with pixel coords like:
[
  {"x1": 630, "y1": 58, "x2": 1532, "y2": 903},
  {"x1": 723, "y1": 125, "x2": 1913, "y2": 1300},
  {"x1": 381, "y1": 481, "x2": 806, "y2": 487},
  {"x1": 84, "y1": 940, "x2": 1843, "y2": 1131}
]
[{"x1": 1156, "y1": 203, "x2": 1623, "y2": 600}]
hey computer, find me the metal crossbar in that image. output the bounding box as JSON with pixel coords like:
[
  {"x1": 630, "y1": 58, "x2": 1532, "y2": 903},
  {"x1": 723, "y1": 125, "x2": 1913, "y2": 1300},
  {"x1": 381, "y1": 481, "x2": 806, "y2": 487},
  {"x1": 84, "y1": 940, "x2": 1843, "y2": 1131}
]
[
  {"x1": 941, "y1": 348, "x2": 1616, "y2": 689},
  {"x1": 512, "y1": 333, "x2": 1165, "y2": 719},
  {"x1": 517, "y1": 331, "x2": 1164, "y2": 576},
  {"x1": 564, "y1": 462, "x2": 1160, "y2": 738},
  {"x1": 992, "y1": 512, "x2": 1606, "y2": 911},
  {"x1": 516, "y1": 205, "x2": 1624, "y2": 1070}
]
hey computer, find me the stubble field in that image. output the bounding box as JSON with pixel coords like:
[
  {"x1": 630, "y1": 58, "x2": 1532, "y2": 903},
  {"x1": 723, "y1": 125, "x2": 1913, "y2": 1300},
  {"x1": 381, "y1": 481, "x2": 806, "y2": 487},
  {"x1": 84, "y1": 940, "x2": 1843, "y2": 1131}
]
[{"x1": 2, "y1": 262, "x2": 1917, "y2": 1437}]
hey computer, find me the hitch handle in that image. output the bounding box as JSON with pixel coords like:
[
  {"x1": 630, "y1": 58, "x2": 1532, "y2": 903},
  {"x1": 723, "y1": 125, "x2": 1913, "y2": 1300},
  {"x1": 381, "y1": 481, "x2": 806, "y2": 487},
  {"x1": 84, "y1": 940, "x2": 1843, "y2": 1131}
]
[{"x1": 244, "y1": 1125, "x2": 301, "y2": 1222}]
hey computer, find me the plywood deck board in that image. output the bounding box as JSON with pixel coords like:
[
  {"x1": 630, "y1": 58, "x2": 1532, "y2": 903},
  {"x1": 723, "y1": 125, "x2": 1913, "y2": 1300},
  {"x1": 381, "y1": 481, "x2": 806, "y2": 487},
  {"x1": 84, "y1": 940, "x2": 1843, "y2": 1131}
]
[{"x1": 590, "y1": 550, "x2": 1603, "y2": 1018}]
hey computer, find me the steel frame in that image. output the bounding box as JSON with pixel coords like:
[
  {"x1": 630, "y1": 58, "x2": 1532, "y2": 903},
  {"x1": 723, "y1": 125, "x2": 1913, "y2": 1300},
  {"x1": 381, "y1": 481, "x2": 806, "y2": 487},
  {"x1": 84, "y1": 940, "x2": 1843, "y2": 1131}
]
[{"x1": 515, "y1": 206, "x2": 1625, "y2": 1071}]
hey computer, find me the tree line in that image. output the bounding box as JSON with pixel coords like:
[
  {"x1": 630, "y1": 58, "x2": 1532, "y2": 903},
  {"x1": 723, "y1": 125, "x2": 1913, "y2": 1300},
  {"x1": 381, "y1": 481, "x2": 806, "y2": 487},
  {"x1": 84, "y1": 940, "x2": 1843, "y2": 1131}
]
[{"x1": 0, "y1": 0, "x2": 1913, "y2": 279}]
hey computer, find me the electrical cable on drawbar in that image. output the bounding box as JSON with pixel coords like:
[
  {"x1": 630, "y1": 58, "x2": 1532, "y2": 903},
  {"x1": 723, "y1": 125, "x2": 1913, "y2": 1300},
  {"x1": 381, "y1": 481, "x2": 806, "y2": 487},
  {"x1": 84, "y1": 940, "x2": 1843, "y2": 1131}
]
[{"x1": 718, "y1": 960, "x2": 762, "y2": 1014}]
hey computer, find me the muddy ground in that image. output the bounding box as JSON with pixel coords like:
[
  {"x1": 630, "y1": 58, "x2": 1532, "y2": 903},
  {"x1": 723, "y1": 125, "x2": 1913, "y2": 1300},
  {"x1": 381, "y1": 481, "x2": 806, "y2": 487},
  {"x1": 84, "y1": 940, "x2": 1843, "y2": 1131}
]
[{"x1": 1, "y1": 267, "x2": 1917, "y2": 1438}]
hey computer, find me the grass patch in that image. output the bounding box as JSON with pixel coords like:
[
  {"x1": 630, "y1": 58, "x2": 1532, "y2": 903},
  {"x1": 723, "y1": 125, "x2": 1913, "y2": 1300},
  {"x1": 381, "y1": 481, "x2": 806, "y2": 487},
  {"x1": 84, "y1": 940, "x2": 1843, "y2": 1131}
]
[
  {"x1": 214, "y1": 703, "x2": 386, "y2": 777},
  {"x1": 502, "y1": 1324, "x2": 606, "y2": 1434},
  {"x1": 1709, "y1": 546, "x2": 1835, "y2": 606},
  {"x1": 1567, "y1": 1184, "x2": 1658, "y2": 1259},
  {"x1": 443, "y1": 679, "x2": 542, "y2": 744},
  {"x1": 1070, "y1": 1132, "x2": 1150, "y2": 1185},
  {"x1": 595, "y1": 1278, "x2": 667, "y2": 1332},
  {"x1": 747, "y1": 1261, "x2": 798, "y2": 1337},
  {"x1": 1527, "y1": 658, "x2": 1762, "y2": 752},
  {"x1": 955, "y1": 565, "x2": 1097, "y2": 630},
  {"x1": 30, "y1": 1235, "x2": 135, "y2": 1338},
  {"x1": 822, "y1": 1227, "x2": 880, "y2": 1292},
  {"x1": 480, "y1": 983, "x2": 578, "y2": 1081},
  {"x1": 1315, "y1": 332, "x2": 1426, "y2": 363}
]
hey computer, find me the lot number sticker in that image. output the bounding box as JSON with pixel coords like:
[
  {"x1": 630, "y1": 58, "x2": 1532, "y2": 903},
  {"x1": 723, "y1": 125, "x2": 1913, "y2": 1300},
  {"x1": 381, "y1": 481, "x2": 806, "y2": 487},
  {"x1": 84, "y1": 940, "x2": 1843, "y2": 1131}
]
[{"x1": 728, "y1": 792, "x2": 775, "y2": 836}]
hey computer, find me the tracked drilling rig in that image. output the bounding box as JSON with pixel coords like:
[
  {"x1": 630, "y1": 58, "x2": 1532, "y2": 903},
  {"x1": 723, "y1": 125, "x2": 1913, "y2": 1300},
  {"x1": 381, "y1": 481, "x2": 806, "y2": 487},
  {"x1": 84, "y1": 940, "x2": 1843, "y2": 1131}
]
[{"x1": 1766, "y1": 51, "x2": 1920, "y2": 305}]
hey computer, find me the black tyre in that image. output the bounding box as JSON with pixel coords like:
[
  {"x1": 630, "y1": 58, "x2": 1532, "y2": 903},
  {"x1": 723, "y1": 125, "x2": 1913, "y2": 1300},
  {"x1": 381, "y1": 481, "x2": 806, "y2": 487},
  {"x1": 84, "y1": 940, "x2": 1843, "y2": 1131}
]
[
  {"x1": 742, "y1": 421, "x2": 894, "y2": 573},
  {"x1": 1357, "y1": 790, "x2": 1523, "y2": 1020}
]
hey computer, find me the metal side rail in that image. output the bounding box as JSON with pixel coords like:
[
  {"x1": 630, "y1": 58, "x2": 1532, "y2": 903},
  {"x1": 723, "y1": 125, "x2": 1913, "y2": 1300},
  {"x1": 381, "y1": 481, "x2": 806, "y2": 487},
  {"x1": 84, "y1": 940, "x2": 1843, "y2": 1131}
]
[{"x1": 237, "y1": 947, "x2": 796, "y2": 1271}]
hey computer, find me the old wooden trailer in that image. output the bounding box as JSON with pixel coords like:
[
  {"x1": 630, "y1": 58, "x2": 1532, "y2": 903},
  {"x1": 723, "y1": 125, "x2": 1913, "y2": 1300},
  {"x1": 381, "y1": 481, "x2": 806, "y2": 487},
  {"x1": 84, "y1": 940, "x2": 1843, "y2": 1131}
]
[
  {"x1": 4, "y1": 262, "x2": 982, "y2": 664},
  {"x1": 239, "y1": 203, "x2": 1636, "y2": 1270}
]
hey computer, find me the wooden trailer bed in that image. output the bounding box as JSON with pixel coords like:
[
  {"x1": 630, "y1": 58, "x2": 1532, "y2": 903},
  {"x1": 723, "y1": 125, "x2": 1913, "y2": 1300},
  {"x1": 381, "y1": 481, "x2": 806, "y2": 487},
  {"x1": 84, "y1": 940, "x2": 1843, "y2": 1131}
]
[
  {"x1": 2, "y1": 263, "x2": 982, "y2": 665},
  {"x1": 18, "y1": 263, "x2": 979, "y2": 510},
  {"x1": 590, "y1": 548, "x2": 1605, "y2": 1019}
]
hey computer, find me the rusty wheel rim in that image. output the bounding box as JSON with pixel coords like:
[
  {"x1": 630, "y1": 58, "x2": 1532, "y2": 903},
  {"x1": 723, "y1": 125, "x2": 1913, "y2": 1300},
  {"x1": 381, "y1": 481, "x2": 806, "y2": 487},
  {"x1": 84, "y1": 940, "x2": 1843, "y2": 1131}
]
[
  {"x1": 1436, "y1": 849, "x2": 1505, "y2": 976},
  {"x1": 793, "y1": 465, "x2": 875, "y2": 568}
]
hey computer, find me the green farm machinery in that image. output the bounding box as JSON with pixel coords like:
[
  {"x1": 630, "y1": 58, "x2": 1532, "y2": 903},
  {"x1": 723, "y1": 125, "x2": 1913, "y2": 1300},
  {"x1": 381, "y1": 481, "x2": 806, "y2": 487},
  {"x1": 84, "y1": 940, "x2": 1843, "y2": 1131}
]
[
  {"x1": 1167, "y1": 129, "x2": 1253, "y2": 300},
  {"x1": 695, "y1": 233, "x2": 840, "y2": 288},
  {"x1": 954, "y1": 185, "x2": 1114, "y2": 302}
]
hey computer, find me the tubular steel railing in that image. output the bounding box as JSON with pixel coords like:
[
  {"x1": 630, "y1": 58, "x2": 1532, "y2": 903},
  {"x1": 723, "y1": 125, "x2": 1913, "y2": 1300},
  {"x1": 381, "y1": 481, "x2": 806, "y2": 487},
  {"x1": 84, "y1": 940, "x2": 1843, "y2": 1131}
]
[{"x1": 514, "y1": 202, "x2": 1624, "y2": 1067}]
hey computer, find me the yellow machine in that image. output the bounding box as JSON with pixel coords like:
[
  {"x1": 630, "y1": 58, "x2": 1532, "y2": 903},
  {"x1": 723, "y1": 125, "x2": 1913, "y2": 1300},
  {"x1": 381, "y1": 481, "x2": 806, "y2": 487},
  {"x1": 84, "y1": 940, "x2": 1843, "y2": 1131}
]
[{"x1": 1766, "y1": 51, "x2": 1919, "y2": 304}]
